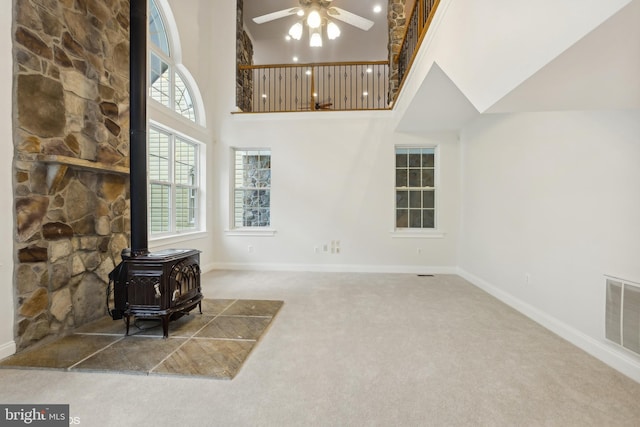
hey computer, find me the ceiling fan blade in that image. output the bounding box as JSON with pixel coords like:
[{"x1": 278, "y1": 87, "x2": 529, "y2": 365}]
[
  {"x1": 327, "y1": 7, "x2": 374, "y2": 31},
  {"x1": 252, "y1": 8, "x2": 300, "y2": 24}
]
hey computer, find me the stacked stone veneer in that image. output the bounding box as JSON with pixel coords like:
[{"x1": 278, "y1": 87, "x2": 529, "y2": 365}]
[
  {"x1": 388, "y1": 0, "x2": 407, "y2": 102},
  {"x1": 236, "y1": 0, "x2": 253, "y2": 112},
  {"x1": 13, "y1": 0, "x2": 131, "y2": 350}
]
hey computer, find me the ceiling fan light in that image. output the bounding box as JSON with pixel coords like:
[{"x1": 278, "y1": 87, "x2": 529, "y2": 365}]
[
  {"x1": 307, "y1": 9, "x2": 321, "y2": 28},
  {"x1": 309, "y1": 27, "x2": 323, "y2": 47},
  {"x1": 327, "y1": 21, "x2": 341, "y2": 40},
  {"x1": 288, "y1": 22, "x2": 303, "y2": 40}
]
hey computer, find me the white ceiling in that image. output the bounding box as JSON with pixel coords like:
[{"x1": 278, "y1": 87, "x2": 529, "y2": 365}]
[
  {"x1": 243, "y1": 0, "x2": 390, "y2": 64},
  {"x1": 487, "y1": 0, "x2": 640, "y2": 113},
  {"x1": 395, "y1": 0, "x2": 639, "y2": 135}
]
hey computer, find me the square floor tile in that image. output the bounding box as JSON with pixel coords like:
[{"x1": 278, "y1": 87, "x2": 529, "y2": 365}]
[
  {"x1": 152, "y1": 339, "x2": 255, "y2": 379},
  {"x1": 73, "y1": 336, "x2": 185, "y2": 374},
  {"x1": 201, "y1": 299, "x2": 237, "y2": 315},
  {"x1": 223, "y1": 300, "x2": 283, "y2": 317},
  {"x1": 75, "y1": 316, "x2": 128, "y2": 335},
  {"x1": 1, "y1": 299, "x2": 283, "y2": 380},
  {"x1": 124, "y1": 314, "x2": 216, "y2": 338},
  {"x1": 0, "y1": 335, "x2": 120, "y2": 370},
  {"x1": 196, "y1": 316, "x2": 272, "y2": 340}
]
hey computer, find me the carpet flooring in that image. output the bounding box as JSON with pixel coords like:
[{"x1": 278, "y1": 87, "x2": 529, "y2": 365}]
[
  {"x1": 1, "y1": 271, "x2": 639, "y2": 426},
  {"x1": 0, "y1": 299, "x2": 283, "y2": 380}
]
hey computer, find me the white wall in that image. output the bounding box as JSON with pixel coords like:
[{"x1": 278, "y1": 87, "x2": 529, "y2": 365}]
[
  {"x1": 0, "y1": 2, "x2": 16, "y2": 358},
  {"x1": 458, "y1": 110, "x2": 640, "y2": 381},
  {"x1": 160, "y1": 1, "x2": 461, "y2": 273},
  {"x1": 214, "y1": 113, "x2": 460, "y2": 272}
]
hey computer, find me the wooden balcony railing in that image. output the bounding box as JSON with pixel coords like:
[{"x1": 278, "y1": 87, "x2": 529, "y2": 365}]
[
  {"x1": 237, "y1": 61, "x2": 390, "y2": 113},
  {"x1": 395, "y1": 0, "x2": 440, "y2": 101}
]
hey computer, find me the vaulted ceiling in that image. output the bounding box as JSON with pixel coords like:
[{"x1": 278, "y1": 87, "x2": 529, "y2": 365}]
[{"x1": 243, "y1": 0, "x2": 390, "y2": 64}]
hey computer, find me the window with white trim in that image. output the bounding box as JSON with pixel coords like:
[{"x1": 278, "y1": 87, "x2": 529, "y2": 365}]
[
  {"x1": 148, "y1": 0, "x2": 196, "y2": 122},
  {"x1": 395, "y1": 147, "x2": 436, "y2": 229},
  {"x1": 149, "y1": 126, "x2": 200, "y2": 234},
  {"x1": 233, "y1": 149, "x2": 271, "y2": 228},
  {"x1": 148, "y1": 0, "x2": 204, "y2": 238}
]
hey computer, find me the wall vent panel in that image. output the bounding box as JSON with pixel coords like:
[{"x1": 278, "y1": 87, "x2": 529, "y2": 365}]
[
  {"x1": 606, "y1": 279, "x2": 622, "y2": 344},
  {"x1": 622, "y1": 284, "x2": 640, "y2": 354},
  {"x1": 606, "y1": 276, "x2": 640, "y2": 356}
]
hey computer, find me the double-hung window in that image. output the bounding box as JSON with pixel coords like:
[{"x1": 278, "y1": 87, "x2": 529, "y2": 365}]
[
  {"x1": 395, "y1": 147, "x2": 436, "y2": 229},
  {"x1": 233, "y1": 149, "x2": 271, "y2": 228},
  {"x1": 149, "y1": 126, "x2": 200, "y2": 234}
]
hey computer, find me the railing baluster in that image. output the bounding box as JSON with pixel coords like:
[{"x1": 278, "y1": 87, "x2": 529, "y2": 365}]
[
  {"x1": 393, "y1": 0, "x2": 441, "y2": 103},
  {"x1": 236, "y1": 61, "x2": 390, "y2": 113}
]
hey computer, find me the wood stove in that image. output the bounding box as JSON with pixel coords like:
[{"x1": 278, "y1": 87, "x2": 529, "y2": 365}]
[
  {"x1": 110, "y1": 249, "x2": 203, "y2": 337},
  {"x1": 107, "y1": 0, "x2": 203, "y2": 338}
]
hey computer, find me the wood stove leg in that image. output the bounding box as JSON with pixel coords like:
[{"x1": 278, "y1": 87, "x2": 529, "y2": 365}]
[
  {"x1": 198, "y1": 301, "x2": 202, "y2": 314},
  {"x1": 161, "y1": 315, "x2": 169, "y2": 338},
  {"x1": 125, "y1": 315, "x2": 131, "y2": 336}
]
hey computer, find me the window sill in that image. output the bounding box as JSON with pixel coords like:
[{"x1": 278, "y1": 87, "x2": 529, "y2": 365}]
[
  {"x1": 390, "y1": 229, "x2": 447, "y2": 239},
  {"x1": 225, "y1": 228, "x2": 277, "y2": 237},
  {"x1": 150, "y1": 230, "x2": 208, "y2": 247}
]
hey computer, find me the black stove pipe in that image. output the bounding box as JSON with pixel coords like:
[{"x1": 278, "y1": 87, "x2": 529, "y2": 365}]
[
  {"x1": 129, "y1": 0, "x2": 149, "y2": 256},
  {"x1": 109, "y1": 0, "x2": 148, "y2": 319}
]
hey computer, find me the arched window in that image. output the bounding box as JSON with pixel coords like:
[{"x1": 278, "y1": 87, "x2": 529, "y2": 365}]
[
  {"x1": 148, "y1": 0, "x2": 205, "y2": 237},
  {"x1": 148, "y1": 0, "x2": 199, "y2": 123},
  {"x1": 149, "y1": 0, "x2": 170, "y2": 56}
]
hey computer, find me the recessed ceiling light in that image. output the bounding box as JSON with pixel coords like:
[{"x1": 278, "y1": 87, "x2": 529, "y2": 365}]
[
  {"x1": 297, "y1": 9, "x2": 304, "y2": 17},
  {"x1": 305, "y1": 70, "x2": 312, "y2": 75},
  {"x1": 366, "y1": 68, "x2": 373, "y2": 73},
  {"x1": 262, "y1": 94, "x2": 267, "y2": 98},
  {"x1": 293, "y1": 56, "x2": 299, "y2": 62},
  {"x1": 363, "y1": 91, "x2": 368, "y2": 96},
  {"x1": 373, "y1": 5, "x2": 382, "y2": 13},
  {"x1": 285, "y1": 35, "x2": 291, "y2": 41}
]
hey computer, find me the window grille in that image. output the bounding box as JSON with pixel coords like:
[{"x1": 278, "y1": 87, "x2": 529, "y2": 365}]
[{"x1": 395, "y1": 147, "x2": 436, "y2": 229}]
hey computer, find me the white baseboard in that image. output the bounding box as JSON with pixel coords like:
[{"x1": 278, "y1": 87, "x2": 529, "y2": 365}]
[
  {"x1": 457, "y1": 268, "x2": 640, "y2": 384},
  {"x1": 199, "y1": 262, "x2": 217, "y2": 274},
  {"x1": 0, "y1": 340, "x2": 16, "y2": 361},
  {"x1": 209, "y1": 262, "x2": 457, "y2": 275}
]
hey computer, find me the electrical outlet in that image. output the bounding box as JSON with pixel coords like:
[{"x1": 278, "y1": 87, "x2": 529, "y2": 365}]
[
  {"x1": 525, "y1": 273, "x2": 531, "y2": 285},
  {"x1": 314, "y1": 246, "x2": 319, "y2": 254},
  {"x1": 416, "y1": 248, "x2": 422, "y2": 254},
  {"x1": 248, "y1": 245, "x2": 254, "y2": 253}
]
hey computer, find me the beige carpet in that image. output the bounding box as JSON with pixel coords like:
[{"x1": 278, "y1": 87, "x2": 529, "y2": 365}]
[
  {"x1": 1, "y1": 271, "x2": 639, "y2": 426},
  {"x1": 0, "y1": 299, "x2": 283, "y2": 380}
]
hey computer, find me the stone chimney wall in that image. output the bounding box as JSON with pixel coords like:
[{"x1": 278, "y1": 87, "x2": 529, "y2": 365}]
[
  {"x1": 13, "y1": 0, "x2": 131, "y2": 350},
  {"x1": 236, "y1": 0, "x2": 254, "y2": 112}
]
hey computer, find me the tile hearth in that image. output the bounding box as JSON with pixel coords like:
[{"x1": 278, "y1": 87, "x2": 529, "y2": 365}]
[{"x1": 0, "y1": 299, "x2": 283, "y2": 380}]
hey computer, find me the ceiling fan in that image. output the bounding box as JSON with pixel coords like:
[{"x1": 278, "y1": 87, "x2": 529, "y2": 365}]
[{"x1": 252, "y1": 0, "x2": 374, "y2": 35}]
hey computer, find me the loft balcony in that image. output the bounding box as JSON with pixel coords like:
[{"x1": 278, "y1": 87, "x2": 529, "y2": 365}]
[{"x1": 235, "y1": 0, "x2": 439, "y2": 114}]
